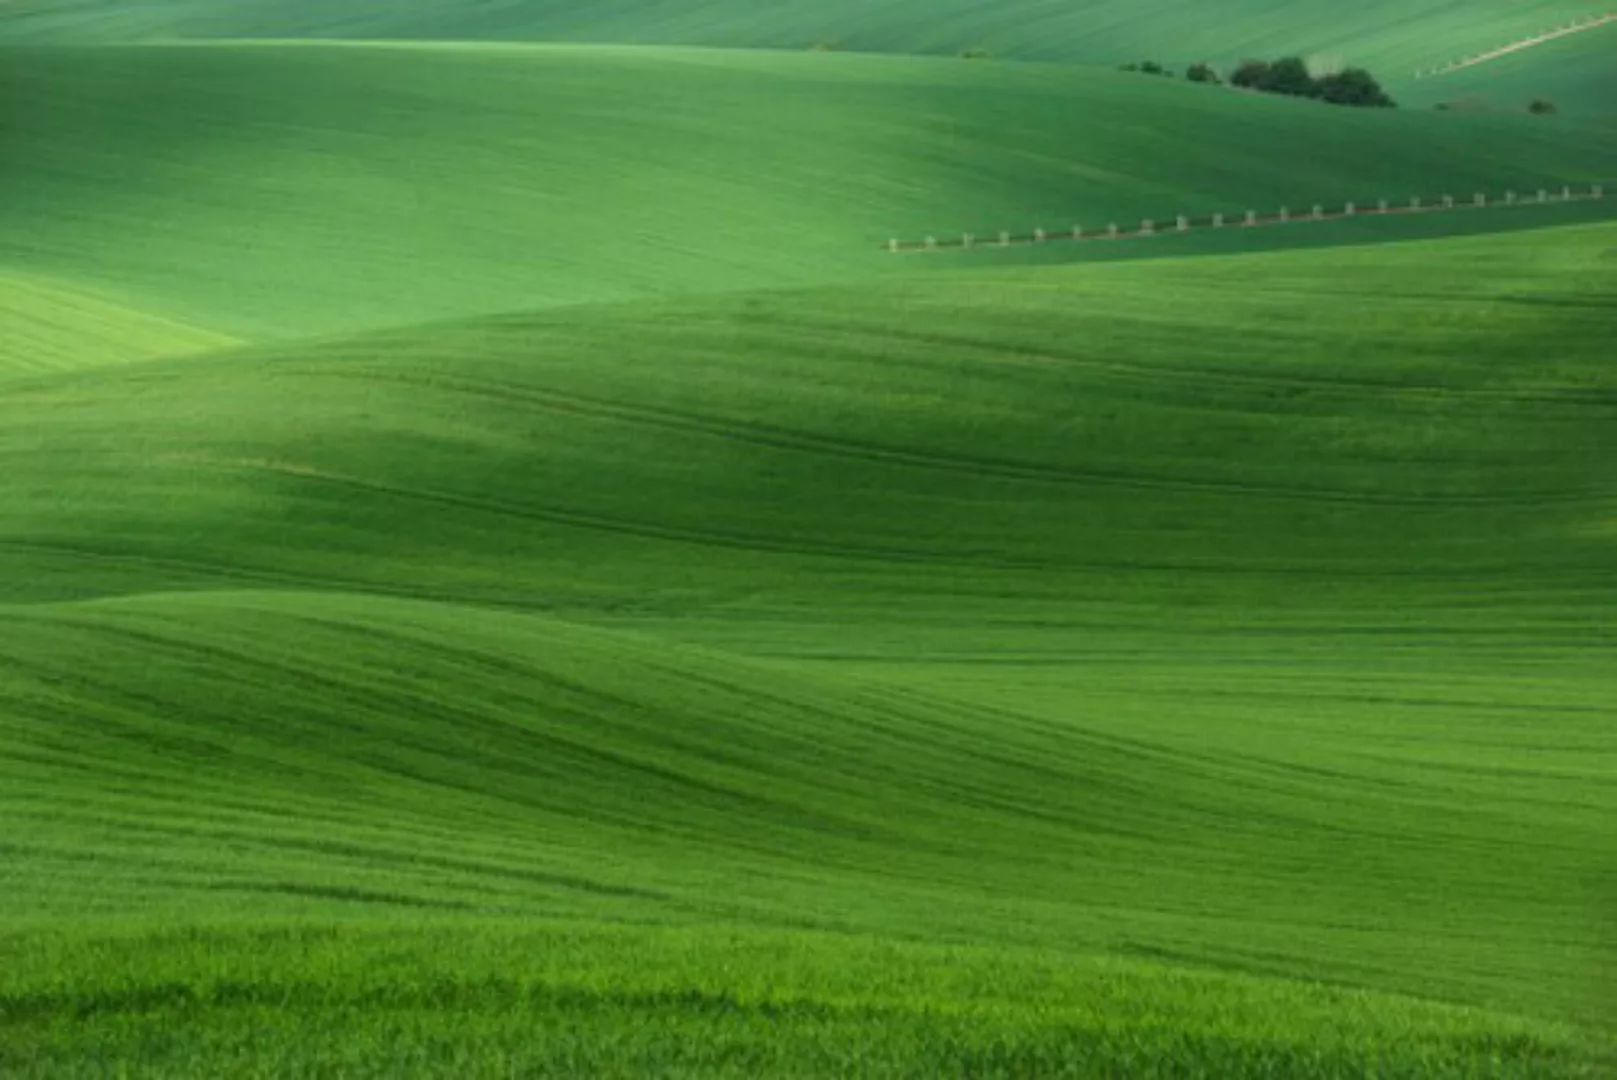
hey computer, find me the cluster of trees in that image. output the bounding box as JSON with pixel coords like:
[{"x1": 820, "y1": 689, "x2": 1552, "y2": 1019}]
[
  {"x1": 1120, "y1": 59, "x2": 1223, "y2": 84},
  {"x1": 1232, "y1": 59, "x2": 1395, "y2": 107},
  {"x1": 1121, "y1": 57, "x2": 1396, "y2": 108}
]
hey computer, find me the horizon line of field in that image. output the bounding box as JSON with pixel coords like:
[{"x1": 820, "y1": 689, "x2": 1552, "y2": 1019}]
[
  {"x1": 886, "y1": 181, "x2": 1609, "y2": 254},
  {"x1": 1414, "y1": 11, "x2": 1616, "y2": 78}
]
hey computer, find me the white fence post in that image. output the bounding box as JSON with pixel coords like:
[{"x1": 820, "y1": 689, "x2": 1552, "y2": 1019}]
[
  {"x1": 1176, "y1": 215, "x2": 1189, "y2": 232},
  {"x1": 1442, "y1": 194, "x2": 1454, "y2": 209},
  {"x1": 925, "y1": 235, "x2": 937, "y2": 250},
  {"x1": 1245, "y1": 210, "x2": 1257, "y2": 226},
  {"x1": 1279, "y1": 207, "x2": 1290, "y2": 222},
  {"x1": 1141, "y1": 219, "x2": 1156, "y2": 236},
  {"x1": 1345, "y1": 202, "x2": 1356, "y2": 216},
  {"x1": 1505, "y1": 191, "x2": 1516, "y2": 205},
  {"x1": 1475, "y1": 193, "x2": 1486, "y2": 207},
  {"x1": 1312, "y1": 204, "x2": 1324, "y2": 220},
  {"x1": 1538, "y1": 189, "x2": 1549, "y2": 203},
  {"x1": 1108, "y1": 223, "x2": 1119, "y2": 238},
  {"x1": 962, "y1": 233, "x2": 973, "y2": 249},
  {"x1": 1595, "y1": 184, "x2": 1605, "y2": 200},
  {"x1": 1378, "y1": 198, "x2": 1389, "y2": 213},
  {"x1": 889, "y1": 238, "x2": 900, "y2": 253},
  {"x1": 1073, "y1": 224, "x2": 1084, "y2": 240},
  {"x1": 1411, "y1": 196, "x2": 1422, "y2": 210},
  {"x1": 1562, "y1": 185, "x2": 1573, "y2": 201},
  {"x1": 999, "y1": 231, "x2": 1011, "y2": 247},
  {"x1": 1213, "y1": 213, "x2": 1225, "y2": 228}
]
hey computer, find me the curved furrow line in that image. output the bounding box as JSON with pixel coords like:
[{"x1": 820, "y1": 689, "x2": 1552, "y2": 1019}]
[
  {"x1": 718, "y1": 307, "x2": 1617, "y2": 410},
  {"x1": 331, "y1": 369, "x2": 1607, "y2": 509}
]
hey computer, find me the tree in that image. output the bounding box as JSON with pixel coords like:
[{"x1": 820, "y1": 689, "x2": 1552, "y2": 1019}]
[
  {"x1": 1231, "y1": 56, "x2": 1395, "y2": 108},
  {"x1": 1230, "y1": 60, "x2": 1271, "y2": 89},
  {"x1": 1120, "y1": 60, "x2": 1174, "y2": 77},
  {"x1": 1186, "y1": 62, "x2": 1221, "y2": 85},
  {"x1": 1261, "y1": 56, "x2": 1318, "y2": 98},
  {"x1": 1529, "y1": 98, "x2": 1558, "y2": 115},
  {"x1": 1314, "y1": 67, "x2": 1394, "y2": 107}
]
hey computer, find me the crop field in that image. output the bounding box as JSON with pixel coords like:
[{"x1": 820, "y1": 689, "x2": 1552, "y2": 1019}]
[
  {"x1": 2, "y1": 0, "x2": 1609, "y2": 77},
  {"x1": 1403, "y1": 21, "x2": 1617, "y2": 117},
  {"x1": 5, "y1": 43, "x2": 1617, "y2": 338},
  {"x1": 2, "y1": 3, "x2": 1615, "y2": 1078}
]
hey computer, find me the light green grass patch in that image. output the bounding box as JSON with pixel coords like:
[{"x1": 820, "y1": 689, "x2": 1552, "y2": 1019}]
[
  {"x1": 3, "y1": 922, "x2": 1607, "y2": 1079},
  {"x1": 0, "y1": 272, "x2": 235, "y2": 375}
]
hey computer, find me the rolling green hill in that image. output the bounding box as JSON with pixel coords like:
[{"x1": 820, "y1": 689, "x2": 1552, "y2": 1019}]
[
  {"x1": 1, "y1": 0, "x2": 1607, "y2": 78},
  {"x1": 3, "y1": 225, "x2": 1615, "y2": 1075},
  {"x1": 4, "y1": 1, "x2": 1616, "y2": 1071},
  {"x1": 1404, "y1": 22, "x2": 1617, "y2": 117},
  {"x1": 4, "y1": 42, "x2": 1616, "y2": 340}
]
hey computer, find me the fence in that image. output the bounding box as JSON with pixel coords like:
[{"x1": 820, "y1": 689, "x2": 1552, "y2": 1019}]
[{"x1": 884, "y1": 182, "x2": 1609, "y2": 255}]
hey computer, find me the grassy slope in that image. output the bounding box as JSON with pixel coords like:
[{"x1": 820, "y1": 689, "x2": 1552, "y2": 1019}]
[
  {"x1": 2, "y1": 594, "x2": 1611, "y2": 1077},
  {"x1": 0, "y1": 272, "x2": 234, "y2": 375},
  {"x1": 3, "y1": 226, "x2": 1615, "y2": 1074},
  {"x1": 4, "y1": 223, "x2": 1614, "y2": 615},
  {"x1": 3, "y1": 44, "x2": 1616, "y2": 342},
  {"x1": 1403, "y1": 23, "x2": 1617, "y2": 117},
  {"x1": 0, "y1": 0, "x2": 1606, "y2": 75}
]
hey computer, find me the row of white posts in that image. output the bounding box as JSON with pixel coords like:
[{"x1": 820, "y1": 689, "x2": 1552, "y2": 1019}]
[{"x1": 891, "y1": 183, "x2": 1606, "y2": 252}]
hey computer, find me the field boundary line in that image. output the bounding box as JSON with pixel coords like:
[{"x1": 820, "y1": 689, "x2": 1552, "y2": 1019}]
[
  {"x1": 1415, "y1": 13, "x2": 1616, "y2": 78},
  {"x1": 884, "y1": 182, "x2": 1611, "y2": 255}
]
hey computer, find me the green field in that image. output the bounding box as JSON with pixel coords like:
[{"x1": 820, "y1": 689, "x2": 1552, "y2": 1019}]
[
  {"x1": 0, "y1": 271, "x2": 235, "y2": 376},
  {"x1": 2, "y1": 0, "x2": 1608, "y2": 77},
  {"x1": 4, "y1": 43, "x2": 1616, "y2": 339},
  {"x1": 1403, "y1": 22, "x2": 1617, "y2": 117},
  {"x1": 5, "y1": 224, "x2": 1617, "y2": 1075},
  {"x1": 3, "y1": 3, "x2": 1617, "y2": 1077}
]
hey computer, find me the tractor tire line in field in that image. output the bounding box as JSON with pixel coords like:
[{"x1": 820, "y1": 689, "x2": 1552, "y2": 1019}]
[
  {"x1": 888, "y1": 182, "x2": 1611, "y2": 254},
  {"x1": 1416, "y1": 12, "x2": 1617, "y2": 78}
]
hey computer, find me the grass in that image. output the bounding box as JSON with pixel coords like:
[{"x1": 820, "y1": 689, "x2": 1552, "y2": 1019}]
[
  {"x1": 3, "y1": 42, "x2": 1616, "y2": 339},
  {"x1": 3, "y1": 224, "x2": 1616, "y2": 1075},
  {"x1": 0, "y1": 271, "x2": 235, "y2": 375},
  {"x1": 1, "y1": 0, "x2": 1608, "y2": 77},
  {"x1": 3, "y1": 923, "x2": 1607, "y2": 1078},
  {"x1": 1404, "y1": 22, "x2": 1617, "y2": 118}
]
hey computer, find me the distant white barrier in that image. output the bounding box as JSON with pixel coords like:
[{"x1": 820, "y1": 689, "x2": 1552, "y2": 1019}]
[{"x1": 884, "y1": 181, "x2": 1613, "y2": 253}]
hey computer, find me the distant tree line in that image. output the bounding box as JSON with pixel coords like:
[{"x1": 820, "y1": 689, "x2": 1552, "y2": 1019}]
[{"x1": 1121, "y1": 57, "x2": 1396, "y2": 108}]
